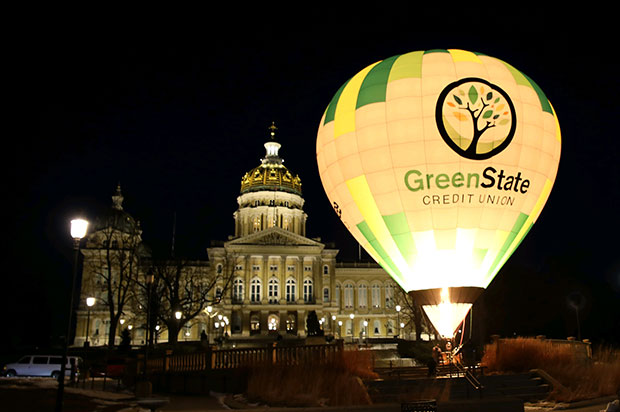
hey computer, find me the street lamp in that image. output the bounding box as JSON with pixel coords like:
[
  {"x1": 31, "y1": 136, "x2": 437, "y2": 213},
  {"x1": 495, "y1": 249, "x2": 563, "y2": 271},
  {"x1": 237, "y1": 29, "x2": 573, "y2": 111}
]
[
  {"x1": 349, "y1": 313, "x2": 355, "y2": 341},
  {"x1": 84, "y1": 297, "x2": 96, "y2": 347},
  {"x1": 56, "y1": 218, "x2": 88, "y2": 412},
  {"x1": 395, "y1": 305, "x2": 401, "y2": 338}
]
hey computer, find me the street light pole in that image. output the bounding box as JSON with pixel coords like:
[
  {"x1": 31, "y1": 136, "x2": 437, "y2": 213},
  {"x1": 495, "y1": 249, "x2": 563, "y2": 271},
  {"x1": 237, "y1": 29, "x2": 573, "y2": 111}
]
[
  {"x1": 55, "y1": 218, "x2": 88, "y2": 412},
  {"x1": 85, "y1": 297, "x2": 95, "y2": 347},
  {"x1": 395, "y1": 305, "x2": 401, "y2": 338}
]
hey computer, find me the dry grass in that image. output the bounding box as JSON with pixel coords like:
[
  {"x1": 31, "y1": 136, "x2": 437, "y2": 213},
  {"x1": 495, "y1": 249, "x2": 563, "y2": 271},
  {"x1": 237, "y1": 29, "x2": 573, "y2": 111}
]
[
  {"x1": 245, "y1": 348, "x2": 378, "y2": 407},
  {"x1": 481, "y1": 337, "x2": 620, "y2": 402}
]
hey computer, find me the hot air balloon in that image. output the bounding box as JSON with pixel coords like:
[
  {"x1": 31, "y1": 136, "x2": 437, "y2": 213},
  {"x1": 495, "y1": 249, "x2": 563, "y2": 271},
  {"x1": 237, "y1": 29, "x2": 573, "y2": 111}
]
[{"x1": 316, "y1": 49, "x2": 561, "y2": 338}]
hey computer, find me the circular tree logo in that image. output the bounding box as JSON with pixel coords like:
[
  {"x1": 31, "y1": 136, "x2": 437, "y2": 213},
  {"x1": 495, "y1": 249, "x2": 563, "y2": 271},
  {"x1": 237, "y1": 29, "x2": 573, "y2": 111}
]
[{"x1": 436, "y1": 77, "x2": 516, "y2": 160}]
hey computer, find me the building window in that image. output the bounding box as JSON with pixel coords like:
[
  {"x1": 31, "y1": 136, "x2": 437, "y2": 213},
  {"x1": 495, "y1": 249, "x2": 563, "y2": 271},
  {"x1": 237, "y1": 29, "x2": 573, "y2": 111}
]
[
  {"x1": 323, "y1": 265, "x2": 329, "y2": 275},
  {"x1": 335, "y1": 284, "x2": 340, "y2": 307},
  {"x1": 287, "y1": 265, "x2": 295, "y2": 272},
  {"x1": 387, "y1": 319, "x2": 394, "y2": 335},
  {"x1": 216, "y1": 264, "x2": 223, "y2": 275},
  {"x1": 373, "y1": 320, "x2": 381, "y2": 335},
  {"x1": 358, "y1": 284, "x2": 367, "y2": 308},
  {"x1": 268, "y1": 277, "x2": 279, "y2": 303},
  {"x1": 253, "y1": 216, "x2": 261, "y2": 232},
  {"x1": 385, "y1": 283, "x2": 395, "y2": 308},
  {"x1": 286, "y1": 278, "x2": 296, "y2": 303},
  {"x1": 346, "y1": 319, "x2": 352, "y2": 335},
  {"x1": 233, "y1": 278, "x2": 244, "y2": 303},
  {"x1": 250, "y1": 278, "x2": 261, "y2": 303},
  {"x1": 344, "y1": 283, "x2": 354, "y2": 308},
  {"x1": 323, "y1": 287, "x2": 329, "y2": 303},
  {"x1": 270, "y1": 265, "x2": 278, "y2": 272},
  {"x1": 304, "y1": 266, "x2": 312, "y2": 272},
  {"x1": 371, "y1": 284, "x2": 381, "y2": 308},
  {"x1": 268, "y1": 314, "x2": 279, "y2": 331},
  {"x1": 252, "y1": 265, "x2": 260, "y2": 272},
  {"x1": 286, "y1": 313, "x2": 296, "y2": 334},
  {"x1": 235, "y1": 264, "x2": 243, "y2": 271},
  {"x1": 250, "y1": 314, "x2": 260, "y2": 334},
  {"x1": 303, "y1": 278, "x2": 313, "y2": 303},
  {"x1": 215, "y1": 286, "x2": 223, "y2": 301}
]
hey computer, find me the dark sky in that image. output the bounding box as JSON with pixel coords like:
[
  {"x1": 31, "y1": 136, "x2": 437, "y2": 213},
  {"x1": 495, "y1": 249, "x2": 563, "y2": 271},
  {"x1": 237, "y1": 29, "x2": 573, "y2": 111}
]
[{"x1": 4, "y1": 18, "x2": 619, "y2": 349}]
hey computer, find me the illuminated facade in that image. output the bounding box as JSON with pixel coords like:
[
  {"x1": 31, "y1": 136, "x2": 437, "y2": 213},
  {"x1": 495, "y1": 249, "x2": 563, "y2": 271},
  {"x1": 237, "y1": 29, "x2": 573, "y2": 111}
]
[{"x1": 75, "y1": 125, "x2": 402, "y2": 347}]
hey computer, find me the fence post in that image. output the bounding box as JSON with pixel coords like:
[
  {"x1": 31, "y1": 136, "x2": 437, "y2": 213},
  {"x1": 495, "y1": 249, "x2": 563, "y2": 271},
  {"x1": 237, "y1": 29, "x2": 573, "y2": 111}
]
[
  {"x1": 272, "y1": 342, "x2": 277, "y2": 365},
  {"x1": 164, "y1": 350, "x2": 172, "y2": 373}
]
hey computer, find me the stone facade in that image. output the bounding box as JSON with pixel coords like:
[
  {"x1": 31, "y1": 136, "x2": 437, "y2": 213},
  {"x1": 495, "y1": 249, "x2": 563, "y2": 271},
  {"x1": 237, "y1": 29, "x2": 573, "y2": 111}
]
[{"x1": 74, "y1": 126, "x2": 401, "y2": 347}]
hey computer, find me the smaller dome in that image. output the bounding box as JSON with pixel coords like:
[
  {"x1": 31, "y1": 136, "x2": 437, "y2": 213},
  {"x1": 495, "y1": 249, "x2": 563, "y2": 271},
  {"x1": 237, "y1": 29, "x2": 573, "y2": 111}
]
[{"x1": 92, "y1": 184, "x2": 141, "y2": 233}]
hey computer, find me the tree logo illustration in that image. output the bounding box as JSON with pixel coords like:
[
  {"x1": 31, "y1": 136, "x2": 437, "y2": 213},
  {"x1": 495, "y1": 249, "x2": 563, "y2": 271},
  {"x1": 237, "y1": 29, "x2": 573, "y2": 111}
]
[{"x1": 436, "y1": 77, "x2": 516, "y2": 160}]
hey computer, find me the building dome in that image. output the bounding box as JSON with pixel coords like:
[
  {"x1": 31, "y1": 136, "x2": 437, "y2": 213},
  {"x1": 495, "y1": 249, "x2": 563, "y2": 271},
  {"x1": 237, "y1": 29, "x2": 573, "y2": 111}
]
[
  {"x1": 92, "y1": 184, "x2": 141, "y2": 234},
  {"x1": 239, "y1": 123, "x2": 302, "y2": 196},
  {"x1": 233, "y1": 123, "x2": 307, "y2": 238}
]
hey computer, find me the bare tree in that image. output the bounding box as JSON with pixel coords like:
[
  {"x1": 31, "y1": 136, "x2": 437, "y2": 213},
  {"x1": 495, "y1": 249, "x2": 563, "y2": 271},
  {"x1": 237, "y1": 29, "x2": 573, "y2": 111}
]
[
  {"x1": 131, "y1": 257, "x2": 234, "y2": 346},
  {"x1": 81, "y1": 185, "x2": 149, "y2": 347},
  {"x1": 394, "y1": 286, "x2": 435, "y2": 341}
]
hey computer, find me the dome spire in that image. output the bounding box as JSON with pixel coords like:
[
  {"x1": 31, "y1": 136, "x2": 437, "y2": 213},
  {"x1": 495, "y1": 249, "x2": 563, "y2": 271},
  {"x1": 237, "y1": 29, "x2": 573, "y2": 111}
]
[
  {"x1": 262, "y1": 121, "x2": 283, "y2": 166},
  {"x1": 112, "y1": 183, "x2": 124, "y2": 211}
]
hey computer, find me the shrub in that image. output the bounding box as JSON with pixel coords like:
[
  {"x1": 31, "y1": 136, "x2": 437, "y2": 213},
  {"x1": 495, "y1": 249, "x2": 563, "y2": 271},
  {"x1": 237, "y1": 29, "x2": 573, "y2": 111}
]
[
  {"x1": 245, "y1": 347, "x2": 377, "y2": 407},
  {"x1": 481, "y1": 337, "x2": 620, "y2": 402}
]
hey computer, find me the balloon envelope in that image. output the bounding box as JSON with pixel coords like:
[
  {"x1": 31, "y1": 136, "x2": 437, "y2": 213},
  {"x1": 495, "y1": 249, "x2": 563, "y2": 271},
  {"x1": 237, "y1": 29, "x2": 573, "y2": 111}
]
[{"x1": 316, "y1": 49, "x2": 561, "y2": 336}]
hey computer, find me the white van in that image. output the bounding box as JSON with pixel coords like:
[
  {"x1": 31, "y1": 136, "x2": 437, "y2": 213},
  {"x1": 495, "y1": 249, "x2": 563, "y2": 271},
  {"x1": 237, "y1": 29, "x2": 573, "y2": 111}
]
[{"x1": 2, "y1": 355, "x2": 82, "y2": 378}]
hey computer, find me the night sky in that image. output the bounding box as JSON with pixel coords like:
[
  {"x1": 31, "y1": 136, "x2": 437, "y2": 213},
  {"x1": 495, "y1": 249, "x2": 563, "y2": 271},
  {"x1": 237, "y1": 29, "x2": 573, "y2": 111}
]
[{"x1": 4, "y1": 18, "x2": 619, "y2": 352}]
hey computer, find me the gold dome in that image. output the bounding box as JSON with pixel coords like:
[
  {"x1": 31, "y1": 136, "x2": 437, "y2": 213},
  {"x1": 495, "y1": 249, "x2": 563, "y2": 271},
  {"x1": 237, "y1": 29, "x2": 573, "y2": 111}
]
[
  {"x1": 240, "y1": 164, "x2": 302, "y2": 195},
  {"x1": 240, "y1": 123, "x2": 302, "y2": 195}
]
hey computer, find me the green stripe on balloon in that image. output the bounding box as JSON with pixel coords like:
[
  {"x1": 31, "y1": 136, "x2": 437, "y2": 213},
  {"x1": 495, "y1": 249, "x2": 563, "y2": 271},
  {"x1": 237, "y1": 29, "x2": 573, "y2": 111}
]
[
  {"x1": 323, "y1": 79, "x2": 350, "y2": 125},
  {"x1": 488, "y1": 212, "x2": 529, "y2": 276},
  {"x1": 357, "y1": 220, "x2": 403, "y2": 283},
  {"x1": 424, "y1": 49, "x2": 449, "y2": 55},
  {"x1": 522, "y1": 73, "x2": 553, "y2": 114},
  {"x1": 356, "y1": 55, "x2": 399, "y2": 109},
  {"x1": 502, "y1": 63, "x2": 553, "y2": 115},
  {"x1": 382, "y1": 212, "x2": 417, "y2": 266}
]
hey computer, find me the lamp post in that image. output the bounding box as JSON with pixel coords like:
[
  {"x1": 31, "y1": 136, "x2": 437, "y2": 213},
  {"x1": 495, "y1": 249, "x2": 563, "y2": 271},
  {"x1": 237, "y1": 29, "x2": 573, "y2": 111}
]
[
  {"x1": 395, "y1": 305, "x2": 401, "y2": 338},
  {"x1": 206, "y1": 305, "x2": 213, "y2": 344},
  {"x1": 349, "y1": 313, "x2": 355, "y2": 341},
  {"x1": 143, "y1": 270, "x2": 154, "y2": 378},
  {"x1": 338, "y1": 320, "x2": 343, "y2": 339},
  {"x1": 84, "y1": 297, "x2": 96, "y2": 347},
  {"x1": 55, "y1": 218, "x2": 88, "y2": 412}
]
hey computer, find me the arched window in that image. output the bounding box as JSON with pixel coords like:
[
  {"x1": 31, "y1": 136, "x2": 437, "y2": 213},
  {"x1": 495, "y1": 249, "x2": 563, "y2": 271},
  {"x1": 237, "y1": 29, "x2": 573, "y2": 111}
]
[
  {"x1": 233, "y1": 278, "x2": 244, "y2": 303},
  {"x1": 267, "y1": 314, "x2": 279, "y2": 331},
  {"x1": 323, "y1": 287, "x2": 330, "y2": 303},
  {"x1": 323, "y1": 265, "x2": 329, "y2": 275},
  {"x1": 286, "y1": 313, "x2": 296, "y2": 334},
  {"x1": 373, "y1": 320, "x2": 381, "y2": 335},
  {"x1": 250, "y1": 314, "x2": 260, "y2": 334},
  {"x1": 250, "y1": 278, "x2": 261, "y2": 303},
  {"x1": 253, "y1": 216, "x2": 261, "y2": 232},
  {"x1": 344, "y1": 283, "x2": 354, "y2": 308},
  {"x1": 268, "y1": 277, "x2": 279, "y2": 303},
  {"x1": 358, "y1": 284, "x2": 367, "y2": 308},
  {"x1": 286, "y1": 278, "x2": 296, "y2": 303},
  {"x1": 303, "y1": 278, "x2": 313, "y2": 303},
  {"x1": 335, "y1": 284, "x2": 341, "y2": 307},
  {"x1": 385, "y1": 283, "x2": 395, "y2": 308},
  {"x1": 216, "y1": 264, "x2": 223, "y2": 275},
  {"x1": 386, "y1": 319, "x2": 394, "y2": 335},
  {"x1": 371, "y1": 284, "x2": 381, "y2": 308}
]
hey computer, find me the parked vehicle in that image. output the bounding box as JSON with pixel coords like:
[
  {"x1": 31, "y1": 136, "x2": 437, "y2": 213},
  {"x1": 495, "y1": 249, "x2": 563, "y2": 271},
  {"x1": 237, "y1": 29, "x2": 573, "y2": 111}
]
[{"x1": 2, "y1": 355, "x2": 82, "y2": 378}]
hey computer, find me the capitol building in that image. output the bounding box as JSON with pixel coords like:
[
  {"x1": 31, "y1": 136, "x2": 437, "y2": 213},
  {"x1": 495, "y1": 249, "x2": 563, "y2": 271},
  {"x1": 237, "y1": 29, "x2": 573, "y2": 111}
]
[{"x1": 75, "y1": 126, "x2": 405, "y2": 347}]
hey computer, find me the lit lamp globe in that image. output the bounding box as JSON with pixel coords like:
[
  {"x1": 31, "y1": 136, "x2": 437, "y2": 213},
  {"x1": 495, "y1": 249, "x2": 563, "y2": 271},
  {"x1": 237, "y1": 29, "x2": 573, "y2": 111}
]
[
  {"x1": 70, "y1": 218, "x2": 89, "y2": 240},
  {"x1": 175, "y1": 311, "x2": 182, "y2": 320},
  {"x1": 316, "y1": 49, "x2": 561, "y2": 338},
  {"x1": 86, "y1": 297, "x2": 96, "y2": 308}
]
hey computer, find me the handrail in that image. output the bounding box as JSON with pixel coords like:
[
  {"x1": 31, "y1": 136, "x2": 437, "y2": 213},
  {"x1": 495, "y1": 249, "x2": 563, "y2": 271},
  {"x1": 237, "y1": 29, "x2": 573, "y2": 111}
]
[{"x1": 453, "y1": 361, "x2": 484, "y2": 398}]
